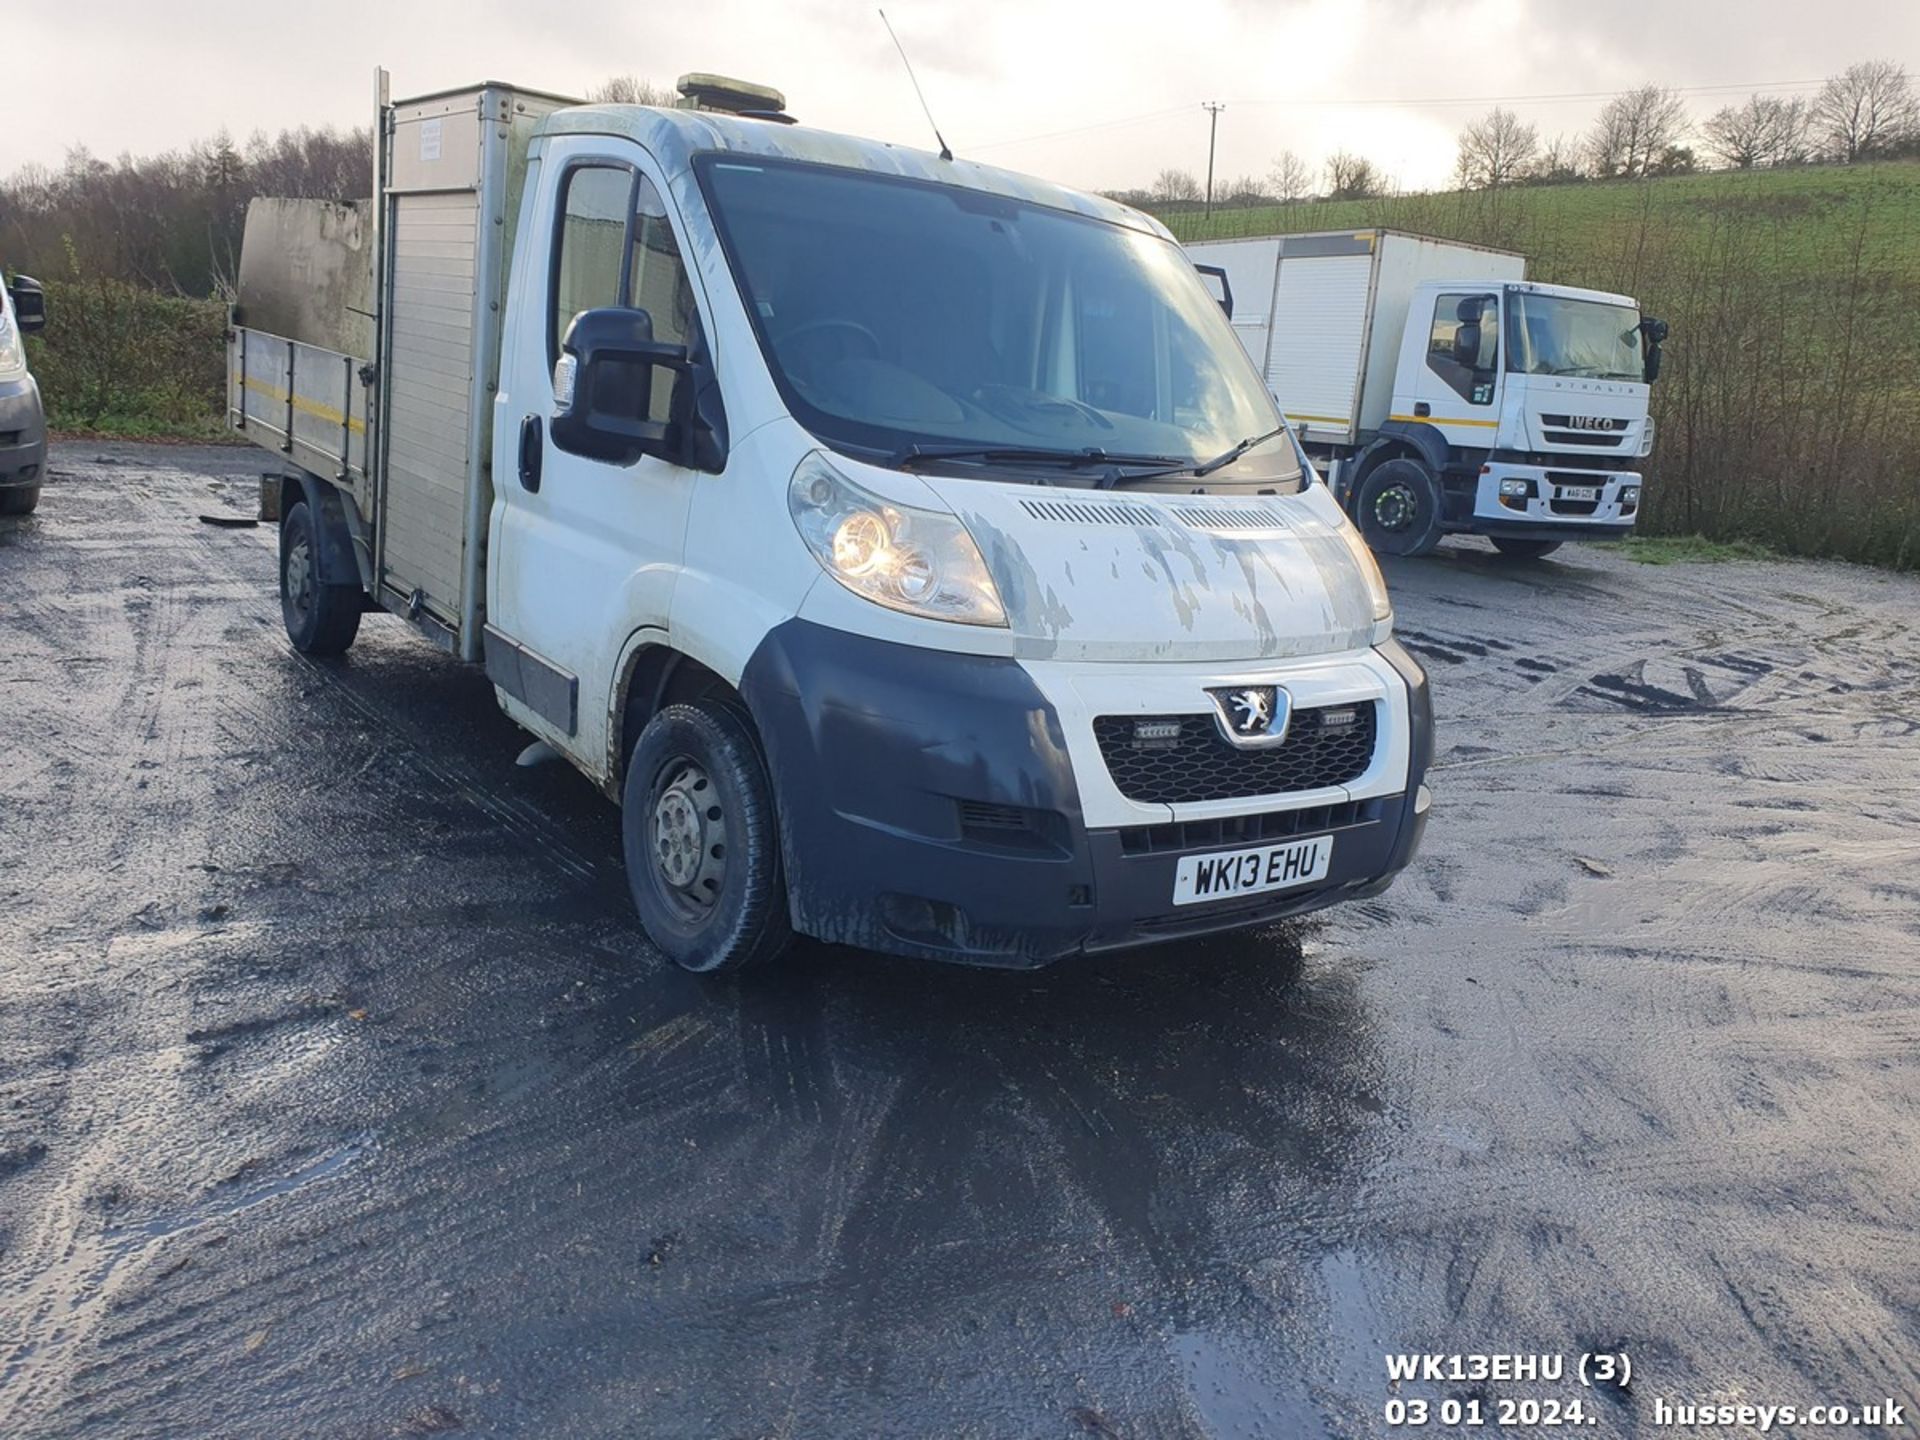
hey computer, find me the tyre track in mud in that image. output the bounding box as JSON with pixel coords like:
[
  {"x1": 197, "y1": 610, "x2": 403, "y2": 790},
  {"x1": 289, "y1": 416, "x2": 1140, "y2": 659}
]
[{"x1": 4, "y1": 446, "x2": 1920, "y2": 1437}]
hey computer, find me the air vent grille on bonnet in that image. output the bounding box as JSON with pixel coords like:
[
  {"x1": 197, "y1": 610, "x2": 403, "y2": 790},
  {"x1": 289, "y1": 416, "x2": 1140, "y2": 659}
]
[{"x1": 1015, "y1": 498, "x2": 1291, "y2": 531}]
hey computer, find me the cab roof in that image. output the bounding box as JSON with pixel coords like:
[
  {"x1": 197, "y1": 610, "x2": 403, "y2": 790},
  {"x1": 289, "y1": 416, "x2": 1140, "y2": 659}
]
[{"x1": 536, "y1": 104, "x2": 1172, "y2": 241}]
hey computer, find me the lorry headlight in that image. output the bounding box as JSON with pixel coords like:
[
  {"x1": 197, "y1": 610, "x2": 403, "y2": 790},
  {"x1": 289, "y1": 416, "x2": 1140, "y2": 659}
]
[
  {"x1": 1498, "y1": 478, "x2": 1530, "y2": 498},
  {"x1": 1621, "y1": 485, "x2": 1640, "y2": 504},
  {"x1": 1330, "y1": 510, "x2": 1393, "y2": 624},
  {"x1": 789, "y1": 452, "x2": 1007, "y2": 627},
  {"x1": 1638, "y1": 416, "x2": 1655, "y2": 457}
]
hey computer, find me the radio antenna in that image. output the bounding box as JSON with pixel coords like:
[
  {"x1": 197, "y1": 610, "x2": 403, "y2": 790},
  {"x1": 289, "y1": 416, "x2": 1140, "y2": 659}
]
[{"x1": 878, "y1": 9, "x2": 953, "y2": 161}]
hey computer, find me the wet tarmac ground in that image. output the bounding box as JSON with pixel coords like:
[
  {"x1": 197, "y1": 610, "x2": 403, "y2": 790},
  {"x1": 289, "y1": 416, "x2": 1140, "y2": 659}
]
[{"x1": 2, "y1": 443, "x2": 1918, "y2": 1439}]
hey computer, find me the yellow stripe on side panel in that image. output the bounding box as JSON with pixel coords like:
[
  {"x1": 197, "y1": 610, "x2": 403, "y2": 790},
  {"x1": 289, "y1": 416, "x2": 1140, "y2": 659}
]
[
  {"x1": 238, "y1": 375, "x2": 368, "y2": 436},
  {"x1": 1390, "y1": 412, "x2": 1499, "y2": 429}
]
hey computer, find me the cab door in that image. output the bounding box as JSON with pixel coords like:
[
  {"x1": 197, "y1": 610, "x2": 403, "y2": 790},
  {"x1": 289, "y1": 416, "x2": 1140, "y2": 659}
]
[
  {"x1": 1400, "y1": 288, "x2": 1503, "y2": 450},
  {"x1": 488, "y1": 138, "x2": 711, "y2": 779}
]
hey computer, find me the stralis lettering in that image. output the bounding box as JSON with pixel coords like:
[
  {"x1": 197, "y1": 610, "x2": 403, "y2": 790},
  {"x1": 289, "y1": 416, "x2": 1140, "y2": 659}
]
[{"x1": 1385, "y1": 1353, "x2": 1564, "y2": 1382}]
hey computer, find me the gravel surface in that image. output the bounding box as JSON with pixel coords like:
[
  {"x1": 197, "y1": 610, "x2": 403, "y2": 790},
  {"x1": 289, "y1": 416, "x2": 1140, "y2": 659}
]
[{"x1": 2, "y1": 443, "x2": 1917, "y2": 1438}]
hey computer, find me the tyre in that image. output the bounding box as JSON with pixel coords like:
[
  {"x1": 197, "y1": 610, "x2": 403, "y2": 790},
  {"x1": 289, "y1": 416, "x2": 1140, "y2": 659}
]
[
  {"x1": 0, "y1": 484, "x2": 39, "y2": 516},
  {"x1": 279, "y1": 500, "x2": 362, "y2": 655},
  {"x1": 622, "y1": 701, "x2": 793, "y2": 973},
  {"x1": 1490, "y1": 537, "x2": 1563, "y2": 560},
  {"x1": 1355, "y1": 458, "x2": 1443, "y2": 557}
]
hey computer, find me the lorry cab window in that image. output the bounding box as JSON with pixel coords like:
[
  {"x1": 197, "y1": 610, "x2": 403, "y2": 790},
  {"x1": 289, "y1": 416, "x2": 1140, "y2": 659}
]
[
  {"x1": 1505, "y1": 290, "x2": 1644, "y2": 381},
  {"x1": 696, "y1": 155, "x2": 1295, "y2": 485},
  {"x1": 1425, "y1": 292, "x2": 1499, "y2": 405}
]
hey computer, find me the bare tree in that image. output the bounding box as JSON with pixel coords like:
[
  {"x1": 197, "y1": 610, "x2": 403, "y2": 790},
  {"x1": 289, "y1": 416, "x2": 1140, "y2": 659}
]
[
  {"x1": 1530, "y1": 133, "x2": 1584, "y2": 184},
  {"x1": 1324, "y1": 151, "x2": 1384, "y2": 200},
  {"x1": 1702, "y1": 95, "x2": 1811, "y2": 169},
  {"x1": 590, "y1": 75, "x2": 678, "y2": 107},
  {"x1": 1811, "y1": 61, "x2": 1919, "y2": 162},
  {"x1": 1586, "y1": 85, "x2": 1690, "y2": 178},
  {"x1": 1150, "y1": 168, "x2": 1203, "y2": 205},
  {"x1": 1456, "y1": 107, "x2": 1539, "y2": 190},
  {"x1": 1220, "y1": 175, "x2": 1271, "y2": 208},
  {"x1": 1267, "y1": 149, "x2": 1312, "y2": 204}
]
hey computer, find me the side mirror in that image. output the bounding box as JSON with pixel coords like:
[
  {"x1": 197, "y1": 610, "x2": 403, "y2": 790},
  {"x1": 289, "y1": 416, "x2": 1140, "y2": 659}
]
[
  {"x1": 550, "y1": 307, "x2": 690, "y2": 466},
  {"x1": 1192, "y1": 263, "x2": 1234, "y2": 321},
  {"x1": 7, "y1": 275, "x2": 46, "y2": 335},
  {"x1": 1452, "y1": 322, "x2": 1482, "y2": 367},
  {"x1": 1640, "y1": 316, "x2": 1668, "y2": 385}
]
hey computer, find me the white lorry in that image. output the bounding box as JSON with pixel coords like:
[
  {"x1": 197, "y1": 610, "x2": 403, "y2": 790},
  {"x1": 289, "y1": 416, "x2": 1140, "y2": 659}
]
[
  {"x1": 226, "y1": 73, "x2": 1432, "y2": 971},
  {"x1": 1186, "y1": 231, "x2": 1666, "y2": 560}
]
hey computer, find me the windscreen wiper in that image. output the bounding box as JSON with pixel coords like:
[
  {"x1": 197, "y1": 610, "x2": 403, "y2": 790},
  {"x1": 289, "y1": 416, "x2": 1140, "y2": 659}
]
[
  {"x1": 892, "y1": 443, "x2": 1183, "y2": 473},
  {"x1": 1191, "y1": 424, "x2": 1288, "y2": 478}
]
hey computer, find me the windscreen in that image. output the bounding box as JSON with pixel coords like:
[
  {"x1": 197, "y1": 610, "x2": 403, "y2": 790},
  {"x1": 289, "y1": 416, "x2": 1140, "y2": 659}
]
[
  {"x1": 1506, "y1": 291, "x2": 1645, "y2": 382},
  {"x1": 697, "y1": 156, "x2": 1293, "y2": 481}
]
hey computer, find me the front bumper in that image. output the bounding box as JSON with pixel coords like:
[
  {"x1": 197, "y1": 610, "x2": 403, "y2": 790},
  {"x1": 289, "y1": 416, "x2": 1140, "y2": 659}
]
[
  {"x1": 0, "y1": 374, "x2": 47, "y2": 487},
  {"x1": 740, "y1": 620, "x2": 1431, "y2": 967},
  {"x1": 1467, "y1": 461, "x2": 1638, "y2": 537}
]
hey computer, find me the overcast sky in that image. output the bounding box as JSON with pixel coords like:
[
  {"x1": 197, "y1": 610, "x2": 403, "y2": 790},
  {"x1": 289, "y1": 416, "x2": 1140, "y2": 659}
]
[{"x1": 10, "y1": 0, "x2": 1919, "y2": 193}]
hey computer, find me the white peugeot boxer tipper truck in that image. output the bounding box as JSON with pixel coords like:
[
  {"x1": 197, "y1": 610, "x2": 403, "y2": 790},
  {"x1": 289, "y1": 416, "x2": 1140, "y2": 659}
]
[
  {"x1": 227, "y1": 74, "x2": 1432, "y2": 972},
  {"x1": 1188, "y1": 231, "x2": 1666, "y2": 561}
]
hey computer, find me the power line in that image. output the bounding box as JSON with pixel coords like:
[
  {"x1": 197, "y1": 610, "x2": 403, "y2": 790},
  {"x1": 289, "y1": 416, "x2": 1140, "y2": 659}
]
[{"x1": 967, "y1": 76, "x2": 1826, "y2": 153}]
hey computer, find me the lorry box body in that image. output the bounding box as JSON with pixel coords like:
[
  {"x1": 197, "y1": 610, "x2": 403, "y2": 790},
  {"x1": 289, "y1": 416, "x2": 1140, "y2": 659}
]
[
  {"x1": 1188, "y1": 229, "x2": 1661, "y2": 561},
  {"x1": 226, "y1": 76, "x2": 1432, "y2": 971}
]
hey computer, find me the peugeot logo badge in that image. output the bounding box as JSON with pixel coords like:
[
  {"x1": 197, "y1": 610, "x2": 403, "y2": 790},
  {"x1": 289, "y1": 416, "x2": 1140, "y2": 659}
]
[{"x1": 1207, "y1": 684, "x2": 1291, "y2": 749}]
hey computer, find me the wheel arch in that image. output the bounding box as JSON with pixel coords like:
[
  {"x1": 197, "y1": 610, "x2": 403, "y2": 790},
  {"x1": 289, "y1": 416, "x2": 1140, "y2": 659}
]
[
  {"x1": 605, "y1": 633, "x2": 743, "y2": 799},
  {"x1": 280, "y1": 471, "x2": 365, "y2": 588}
]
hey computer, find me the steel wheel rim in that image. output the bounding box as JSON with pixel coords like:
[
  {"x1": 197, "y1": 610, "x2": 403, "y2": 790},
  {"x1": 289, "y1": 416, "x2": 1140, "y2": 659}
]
[
  {"x1": 285, "y1": 536, "x2": 314, "y2": 622},
  {"x1": 1372, "y1": 483, "x2": 1418, "y2": 532},
  {"x1": 651, "y1": 759, "x2": 727, "y2": 920}
]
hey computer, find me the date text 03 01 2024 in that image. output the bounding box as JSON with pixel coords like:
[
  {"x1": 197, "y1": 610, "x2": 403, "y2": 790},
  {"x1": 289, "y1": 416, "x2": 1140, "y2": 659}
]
[{"x1": 1383, "y1": 1354, "x2": 1631, "y2": 1431}]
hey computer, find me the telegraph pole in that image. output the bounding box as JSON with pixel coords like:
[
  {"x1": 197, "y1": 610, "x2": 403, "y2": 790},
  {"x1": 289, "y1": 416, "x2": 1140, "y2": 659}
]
[{"x1": 1202, "y1": 102, "x2": 1225, "y2": 223}]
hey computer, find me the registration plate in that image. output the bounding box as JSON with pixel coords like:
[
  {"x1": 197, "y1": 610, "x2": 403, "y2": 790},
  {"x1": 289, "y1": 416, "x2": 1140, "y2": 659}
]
[
  {"x1": 1172, "y1": 836, "x2": 1333, "y2": 907},
  {"x1": 1557, "y1": 484, "x2": 1600, "y2": 502}
]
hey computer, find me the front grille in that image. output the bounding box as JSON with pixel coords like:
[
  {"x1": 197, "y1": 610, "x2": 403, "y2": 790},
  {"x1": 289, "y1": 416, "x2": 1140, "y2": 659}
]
[
  {"x1": 1093, "y1": 704, "x2": 1377, "y2": 804},
  {"x1": 1542, "y1": 430, "x2": 1626, "y2": 448},
  {"x1": 1550, "y1": 496, "x2": 1601, "y2": 516},
  {"x1": 1117, "y1": 798, "x2": 1380, "y2": 856}
]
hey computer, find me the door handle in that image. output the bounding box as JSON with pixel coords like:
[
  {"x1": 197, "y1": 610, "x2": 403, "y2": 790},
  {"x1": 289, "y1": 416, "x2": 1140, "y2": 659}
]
[{"x1": 518, "y1": 415, "x2": 543, "y2": 493}]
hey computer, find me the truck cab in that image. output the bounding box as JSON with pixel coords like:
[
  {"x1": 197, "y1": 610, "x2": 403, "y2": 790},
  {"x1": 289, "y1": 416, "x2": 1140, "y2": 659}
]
[
  {"x1": 1387, "y1": 279, "x2": 1656, "y2": 556},
  {"x1": 1185, "y1": 230, "x2": 1664, "y2": 563},
  {"x1": 229, "y1": 79, "x2": 1433, "y2": 972}
]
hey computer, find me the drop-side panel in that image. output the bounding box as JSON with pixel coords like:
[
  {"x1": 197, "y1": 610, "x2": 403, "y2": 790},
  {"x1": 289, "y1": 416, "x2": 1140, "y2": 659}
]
[
  {"x1": 378, "y1": 190, "x2": 478, "y2": 622},
  {"x1": 1266, "y1": 253, "x2": 1373, "y2": 444}
]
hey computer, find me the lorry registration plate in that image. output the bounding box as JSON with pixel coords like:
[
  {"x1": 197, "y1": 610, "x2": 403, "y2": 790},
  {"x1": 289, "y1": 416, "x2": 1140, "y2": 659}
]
[
  {"x1": 1557, "y1": 484, "x2": 1600, "y2": 502},
  {"x1": 1172, "y1": 836, "x2": 1333, "y2": 906}
]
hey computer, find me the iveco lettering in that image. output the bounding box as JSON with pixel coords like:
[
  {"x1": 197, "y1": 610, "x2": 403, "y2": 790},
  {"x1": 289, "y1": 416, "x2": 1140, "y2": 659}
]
[{"x1": 224, "y1": 72, "x2": 1432, "y2": 971}]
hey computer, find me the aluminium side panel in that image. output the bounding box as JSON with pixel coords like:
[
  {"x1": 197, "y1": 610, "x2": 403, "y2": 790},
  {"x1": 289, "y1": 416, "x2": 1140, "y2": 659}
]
[
  {"x1": 374, "y1": 83, "x2": 571, "y2": 659},
  {"x1": 1264, "y1": 234, "x2": 1377, "y2": 445}
]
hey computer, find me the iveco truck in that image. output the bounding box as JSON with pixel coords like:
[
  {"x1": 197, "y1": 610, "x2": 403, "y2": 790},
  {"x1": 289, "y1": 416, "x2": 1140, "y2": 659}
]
[
  {"x1": 225, "y1": 72, "x2": 1431, "y2": 971},
  {"x1": 1187, "y1": 231, "x2": 1666, "y2": 560}
]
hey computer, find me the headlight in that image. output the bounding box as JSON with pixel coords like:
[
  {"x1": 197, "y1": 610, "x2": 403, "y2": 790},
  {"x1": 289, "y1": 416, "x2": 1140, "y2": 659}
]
[
  {"x1": 1638, "y1": 416, "x2": 1656, "y2": 457},
  {"x1": 1498, "y1": 478, "x2": 1531, "y2": 498},
  {"x1": 1330, "y1": 508, "x2": 1393, "y2": 624},
  {"x1": 788, "y1": 453, "x2": 1007, "y2": 627},
  {"x1": 0, "y1": 308, "x2": 23, "y2": 382}
]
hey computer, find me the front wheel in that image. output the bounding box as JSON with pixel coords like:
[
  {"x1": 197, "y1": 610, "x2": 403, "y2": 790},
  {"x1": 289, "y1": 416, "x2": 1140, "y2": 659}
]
[
  {"x1": 1490, "y1": 537, "x2": 1563, "y2": 560},
  {"x1": 622, "y1": 701, "x2": 793, "y2": 974},
  {"x1": 0, "y1": 484, "x2": 39, "y2": 516},
  {"x1": 279, "y1": 500, "x2": 362, "y2": 655},
  {"x1": 1355, "y1": 459, "x2": 1443, "y2": 557}
]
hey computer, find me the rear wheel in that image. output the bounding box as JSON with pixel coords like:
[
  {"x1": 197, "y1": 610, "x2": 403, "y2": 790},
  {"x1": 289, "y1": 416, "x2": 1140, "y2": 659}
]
[
  {"x1": 0, "y1": 484, "x2": 39, "y2": 516},
  {"x1": 623, "y1": 701, "x2": 792, "y2": 974},
  {"x1": 279, "y1": 500, "x2": 362, "y2": 655},
  {"x1": 1355, "y1": 458, "x2": 1443, "y2": 557},
  {"x1": 1490, "y1": 537, "x2": 1563, "y2": 560}
]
